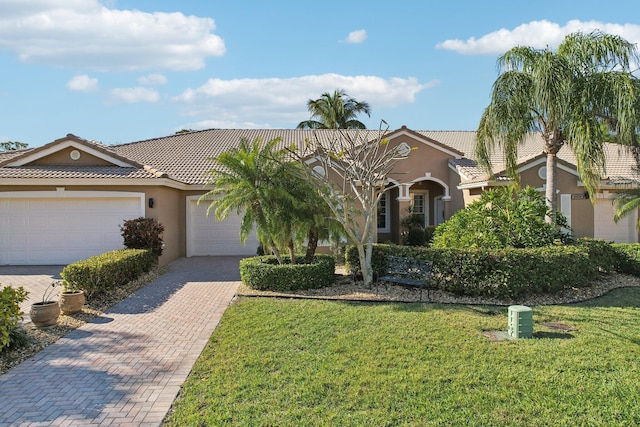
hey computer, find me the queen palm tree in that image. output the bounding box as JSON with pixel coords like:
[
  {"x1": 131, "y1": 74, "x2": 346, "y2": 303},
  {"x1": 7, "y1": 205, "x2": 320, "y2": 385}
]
[
  {"x1": 297, "y1": 89, "x2": 371, "y2": 129},
  {"x1": 476, "y1": 30, "x2": 640, "y2": 224},
  {"x1": 200, "y1": 137, "x2": 290, "y2": 262}
]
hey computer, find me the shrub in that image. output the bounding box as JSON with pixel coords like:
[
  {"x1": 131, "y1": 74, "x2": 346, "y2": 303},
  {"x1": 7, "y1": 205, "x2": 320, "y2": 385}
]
[
  {"x1": 611, "y1": 243, "x2": 640, "y2": 276},
  {"x1": 575, "y1": 238, "x2": 619, "y2": 273},
  {"x1": 345, "y1": 243, "x2": 599, "y2": 299},
  {"x1": 432, "y1": 186, "x2": 571, "y2": 249},
  {"x1": 424, "y1": 226, "x2": 436, "y2": 246},
  {"x1": 61, "y1": 249, "x2": 155, "y2": 298},
  {"x1": 404, "y1": 226, "x2": 427, "y2": 247},
  {"x1": 120, "y1": 217, "x2": 165, "y2": 258},
  {"x1": 240, "y1": 255, "x2": 335, "y2": 291},
  {"x1": 0, "y1": 285, "x2": 28, "y2": 351}
]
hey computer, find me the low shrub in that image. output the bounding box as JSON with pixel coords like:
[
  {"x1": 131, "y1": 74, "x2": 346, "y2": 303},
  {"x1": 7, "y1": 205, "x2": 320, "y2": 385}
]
[
  {"x1": 345, "y1": 243, "x2": 600, "y2": 299},
  {"x1": 240, "y1": 255, "x2": 335, "y2": 291},
  {"x1": 0, "y1": 285, "x2": 28, "y2": 351},
  {"x1": 61, "y1": 249, "x2": 155, "y2": 298}
]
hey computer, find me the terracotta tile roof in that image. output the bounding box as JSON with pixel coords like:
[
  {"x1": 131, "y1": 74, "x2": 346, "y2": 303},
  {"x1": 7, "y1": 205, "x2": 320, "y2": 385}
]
[
  {"x1": 113, "y1": 128, "x2": 385, "y2": 185},
  {"x1": 2, "y1": 128, "x2": 638, "y2": 186},
  {"x1": 0, "y1": 165, "x2": 158, "y2": 179}
]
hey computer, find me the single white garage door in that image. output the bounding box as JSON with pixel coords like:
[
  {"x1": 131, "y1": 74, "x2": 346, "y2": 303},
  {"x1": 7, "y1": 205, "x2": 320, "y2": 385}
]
[
  {"x1": 187, "y1": 198, "x2": 259, "y2": 256},
  {"x1": 0, "y1": 192, "x2": 144, "y2": 265},
  {"x1": 594, "y1": 199, "x2": 638, "y2": 243}
]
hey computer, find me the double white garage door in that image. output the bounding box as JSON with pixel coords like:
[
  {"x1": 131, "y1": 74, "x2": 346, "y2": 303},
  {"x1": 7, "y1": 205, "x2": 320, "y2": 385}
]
[{"x1": 0, "y1": 191, "x2": 144, "y2": 265}]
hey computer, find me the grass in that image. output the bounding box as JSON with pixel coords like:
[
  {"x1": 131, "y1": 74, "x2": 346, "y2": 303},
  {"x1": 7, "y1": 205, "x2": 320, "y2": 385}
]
[{"x1": 164, "y1": 289, "x2": 640, "y2": 426}]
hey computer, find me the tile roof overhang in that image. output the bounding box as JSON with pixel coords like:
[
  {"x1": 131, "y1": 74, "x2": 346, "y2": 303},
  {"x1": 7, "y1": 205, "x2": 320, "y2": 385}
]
[{"x1": 0, "y1": 134, "x2": 186, "y2": 189}]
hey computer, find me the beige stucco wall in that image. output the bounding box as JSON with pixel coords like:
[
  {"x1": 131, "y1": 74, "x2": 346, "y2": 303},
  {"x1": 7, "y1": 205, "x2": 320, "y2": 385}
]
[{"x1": 31, "y1": 147, "x2": 113, "y2": 166}]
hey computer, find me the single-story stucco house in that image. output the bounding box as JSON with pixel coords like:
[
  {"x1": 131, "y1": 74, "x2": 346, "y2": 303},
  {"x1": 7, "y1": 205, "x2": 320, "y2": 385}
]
[{"x1": 1, "y1": 126, "x2": 638, "y2": 266}]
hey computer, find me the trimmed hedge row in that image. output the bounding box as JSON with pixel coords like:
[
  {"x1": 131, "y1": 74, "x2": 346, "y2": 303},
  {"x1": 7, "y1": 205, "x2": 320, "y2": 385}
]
[
  {"x1": 240, "y1": 255, "x2": 335, "y2": 291},
  {"x1": 345, "y1": 240, "x2": 639, "y2": 299},
  {"x1": 611, "y1": 243, "x2": 640, "y2": 276},
  {"x1": 61, "y1": 249, "x2": 155, "y2": 297}
]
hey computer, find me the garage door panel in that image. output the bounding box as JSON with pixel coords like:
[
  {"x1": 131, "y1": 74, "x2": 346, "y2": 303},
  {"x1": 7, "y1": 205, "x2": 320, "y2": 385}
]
[
  {"x1": 188, "y1": 199, "x2": 259, "y2": 256},
  {"x1": 0, "y1": 195, "x2": 142, "y2": 265}
]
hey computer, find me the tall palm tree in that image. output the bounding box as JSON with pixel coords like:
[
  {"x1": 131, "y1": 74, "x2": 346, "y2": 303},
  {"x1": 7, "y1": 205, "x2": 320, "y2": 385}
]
[
  {"x1": 297, "y1": 89, "x2": 371, "y2": 129},
  {"x1": 476, "y1": 30, "x2": 640, "y2": 224}
]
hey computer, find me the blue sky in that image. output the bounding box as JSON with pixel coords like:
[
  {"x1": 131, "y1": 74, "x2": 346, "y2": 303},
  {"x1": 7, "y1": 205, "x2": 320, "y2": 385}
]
[{"x1": 1, "y1": 0, "x2": 639, "y2": 148}]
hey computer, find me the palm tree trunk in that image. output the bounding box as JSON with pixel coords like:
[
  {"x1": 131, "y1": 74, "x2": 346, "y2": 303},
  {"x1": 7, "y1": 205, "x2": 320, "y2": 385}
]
[
  {"x1": 270, "y1": 239, "x2": 283, "y2": 264},
  {"x1": 545, "y1": 152, "x2": 557, "y2": 224},
  {"x1": 287, "y1": 240, "x2": 296, "y2": 264},
  {"x1": 305, "y1": 228, "x2": 319, "y2": 263}
]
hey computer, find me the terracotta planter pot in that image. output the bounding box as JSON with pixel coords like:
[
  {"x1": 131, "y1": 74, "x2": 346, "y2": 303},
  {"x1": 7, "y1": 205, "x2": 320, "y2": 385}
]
[
  {"x1": 30, "y1": 301, "x2": 60, "y2": 328},
  {"x1": 59, "y1": 290, "x2": 85, "y2": 314}
]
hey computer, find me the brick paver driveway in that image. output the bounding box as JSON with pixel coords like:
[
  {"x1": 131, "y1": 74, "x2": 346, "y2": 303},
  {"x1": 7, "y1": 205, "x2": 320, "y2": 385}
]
[{"x1": 0, "y1": 256, "x2": 242, "y2": 426}]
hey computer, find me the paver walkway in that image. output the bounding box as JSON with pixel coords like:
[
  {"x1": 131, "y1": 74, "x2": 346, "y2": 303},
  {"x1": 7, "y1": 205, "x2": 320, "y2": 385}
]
[{"x1": 0, "y1": 256, "x2": 243, "y2": 426}]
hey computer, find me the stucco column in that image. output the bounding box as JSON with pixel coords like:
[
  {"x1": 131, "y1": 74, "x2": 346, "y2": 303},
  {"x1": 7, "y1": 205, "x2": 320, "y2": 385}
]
[
  {"x1": 442, "y1": 195, "x2": 452, "y2": 221},
  {"x1": 396, "y1": 183, "x2": 412, "y2": 233}
]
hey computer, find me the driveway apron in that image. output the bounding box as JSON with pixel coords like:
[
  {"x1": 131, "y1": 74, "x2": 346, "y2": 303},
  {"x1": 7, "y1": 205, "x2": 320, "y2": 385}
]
[{"x1": 0, "y1": 256, "x2": 242, "y2": 426}]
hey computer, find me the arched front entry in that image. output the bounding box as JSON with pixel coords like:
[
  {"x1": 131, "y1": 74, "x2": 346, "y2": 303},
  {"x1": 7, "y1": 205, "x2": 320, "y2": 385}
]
[{"x1": 376, "y1": 175, "x2": 450, "y2": 244}]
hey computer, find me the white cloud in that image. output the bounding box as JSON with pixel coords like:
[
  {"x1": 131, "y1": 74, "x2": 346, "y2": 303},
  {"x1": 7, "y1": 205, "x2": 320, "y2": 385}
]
[
  {"x1": 67, "y1": 74, "x2": 98, "y2": 91},
  {"x1": 174, "y1": 73, "x2": 439, "y2": 127},
  {"x1": 109, "y1": 87, "x2": 160, "y2": 104},
  {"x1": 345, "y1": 29, "x2": 367, "y2": 44},
  {"x1": 436, "y1": 20, "x2": 640, "y2": 55},
  {"x1": 138, "y1": 73, "x2": 168, "y2": 86},
  {"x1": 0, "y1": 0, "x2": 225, "y2": 71}
]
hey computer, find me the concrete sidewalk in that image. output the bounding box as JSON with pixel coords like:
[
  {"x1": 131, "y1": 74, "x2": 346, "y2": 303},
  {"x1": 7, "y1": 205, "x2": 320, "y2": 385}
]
[{"x1": 0, "y1": 256, "x2": 242, "y2": 426}]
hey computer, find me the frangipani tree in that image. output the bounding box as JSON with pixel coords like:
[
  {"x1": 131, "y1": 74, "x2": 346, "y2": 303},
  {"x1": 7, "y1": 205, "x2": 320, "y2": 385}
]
[
  {"x1": 477, "y1": 30, "x2": 640, "y2": 224},
  {"x1": 289, "y1": 124, "x2": 412, "y2": 286}
]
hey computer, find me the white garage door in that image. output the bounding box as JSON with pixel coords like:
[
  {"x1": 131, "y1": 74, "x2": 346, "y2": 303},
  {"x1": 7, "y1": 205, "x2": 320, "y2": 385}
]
[
  {"x1": 0, "y1": 192, "x2": 144, "y2": 265},
  {"x1": 594, "y1": 199, "x2": 638, "y2": 243},
  {"x1": 187, "y1": 198, "x2": 259, "y2": 256}
]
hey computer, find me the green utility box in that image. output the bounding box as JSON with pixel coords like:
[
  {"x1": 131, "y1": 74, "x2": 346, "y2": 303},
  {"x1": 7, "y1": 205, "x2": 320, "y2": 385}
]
[{"x1": 508, "y1": 305, "x2": 533, "y2": 339}]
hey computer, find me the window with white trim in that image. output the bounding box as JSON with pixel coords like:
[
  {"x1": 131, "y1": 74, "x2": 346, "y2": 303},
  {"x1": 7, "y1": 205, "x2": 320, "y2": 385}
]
[{"x1": 377, "y1": 192, "x2": 390, "y2": 232}]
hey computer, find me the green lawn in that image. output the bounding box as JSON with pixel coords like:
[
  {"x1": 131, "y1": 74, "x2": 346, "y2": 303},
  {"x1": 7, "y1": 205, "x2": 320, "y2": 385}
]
[{"x1": 165, "y1": 289, "x2": 640, "y2": 426}]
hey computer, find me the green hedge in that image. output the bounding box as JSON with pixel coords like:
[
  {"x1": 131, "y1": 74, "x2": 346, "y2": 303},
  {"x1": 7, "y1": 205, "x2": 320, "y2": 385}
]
[
  {"x1": 611, "y1": 243, "x2": 640, "y2": 275},
  {"x1": 61, "y1": 249, "x2": 155, "y2": 298},
  {"x1": 345, "y1": 243, "x2": 605, "y2": 299},
  {"x1": 240, "y1": 255, "x2": 335, "y2": 291}
]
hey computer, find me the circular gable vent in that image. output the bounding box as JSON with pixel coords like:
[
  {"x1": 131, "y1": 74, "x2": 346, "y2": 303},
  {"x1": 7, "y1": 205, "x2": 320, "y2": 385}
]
[{"x1": 70, "y1": 150, "x2": 81, "y2": 161}]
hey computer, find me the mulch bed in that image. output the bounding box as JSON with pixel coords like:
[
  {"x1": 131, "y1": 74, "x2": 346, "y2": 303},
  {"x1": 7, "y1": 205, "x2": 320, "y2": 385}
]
[{"x1": 237, "y1": 269, "x2": 640, "y2": 306}]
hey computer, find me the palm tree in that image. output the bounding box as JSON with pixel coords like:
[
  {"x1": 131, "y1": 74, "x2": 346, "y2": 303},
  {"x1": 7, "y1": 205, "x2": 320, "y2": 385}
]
[
  {"x1": 200, "y1": 137, "x2": 342, "y2": 264},
  {"x1": 476, "y1": 30, "x2": 640, "y2": 224},
  {"x1": 614, "y1": 188, "x2": 640, "y2": 227},
  {"x1": 297, "y1": 89, "x2": 371, "y2": 129},
  {"x1": 200, "y1": 137, "x2": 291, "y2": 262}
]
